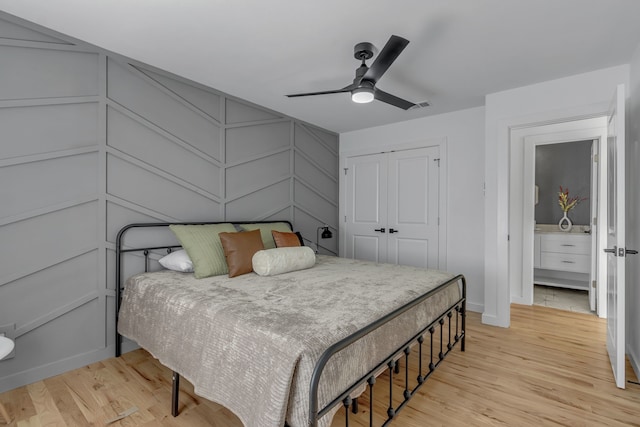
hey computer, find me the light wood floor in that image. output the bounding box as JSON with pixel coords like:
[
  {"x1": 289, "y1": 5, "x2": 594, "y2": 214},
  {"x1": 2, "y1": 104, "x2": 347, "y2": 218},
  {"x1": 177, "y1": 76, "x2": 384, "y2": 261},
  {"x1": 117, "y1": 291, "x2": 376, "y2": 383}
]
[{"x1": 1, "y1": 304, "x2": 638, "y2": 426}]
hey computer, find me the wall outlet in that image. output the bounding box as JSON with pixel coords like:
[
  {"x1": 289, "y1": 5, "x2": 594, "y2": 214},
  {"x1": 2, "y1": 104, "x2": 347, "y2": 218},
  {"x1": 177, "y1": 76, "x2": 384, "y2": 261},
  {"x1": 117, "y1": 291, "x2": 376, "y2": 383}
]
[{"x1": 0, "y1": 323, "x2": 16, "y2": 360}]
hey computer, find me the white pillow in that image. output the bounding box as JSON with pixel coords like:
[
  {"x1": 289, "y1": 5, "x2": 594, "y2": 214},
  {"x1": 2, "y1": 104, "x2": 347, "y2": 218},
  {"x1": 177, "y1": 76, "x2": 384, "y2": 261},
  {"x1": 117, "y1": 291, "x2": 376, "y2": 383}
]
[
  {"x1": 252, "y1": 246, "x2": 316, "y2": 276},
  {"x1": 158, "y1": 249, "x2": 194, "y2": 272}
]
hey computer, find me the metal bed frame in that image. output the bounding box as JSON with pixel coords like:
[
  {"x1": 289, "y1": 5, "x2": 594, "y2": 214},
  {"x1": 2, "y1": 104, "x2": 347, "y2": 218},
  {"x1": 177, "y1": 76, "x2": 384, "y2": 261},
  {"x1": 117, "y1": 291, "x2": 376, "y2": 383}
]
[{"x1": 115, "y1": 221, "x2": 466, "y2": 427}]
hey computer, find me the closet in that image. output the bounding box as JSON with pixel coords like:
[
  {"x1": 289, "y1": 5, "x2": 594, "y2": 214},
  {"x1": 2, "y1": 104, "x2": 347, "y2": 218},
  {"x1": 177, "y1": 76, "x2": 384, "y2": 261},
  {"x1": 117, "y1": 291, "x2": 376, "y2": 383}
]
[{"x1": 344, "y1": 146, "x2": 440, "y2": 269}]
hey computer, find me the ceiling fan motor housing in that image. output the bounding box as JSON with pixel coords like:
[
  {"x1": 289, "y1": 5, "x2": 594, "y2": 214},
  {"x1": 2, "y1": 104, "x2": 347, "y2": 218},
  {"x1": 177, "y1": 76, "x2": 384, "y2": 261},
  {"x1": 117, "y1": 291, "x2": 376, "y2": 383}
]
[{"x1": 354, "y1": 42, "x2": 376, "y2": 61}]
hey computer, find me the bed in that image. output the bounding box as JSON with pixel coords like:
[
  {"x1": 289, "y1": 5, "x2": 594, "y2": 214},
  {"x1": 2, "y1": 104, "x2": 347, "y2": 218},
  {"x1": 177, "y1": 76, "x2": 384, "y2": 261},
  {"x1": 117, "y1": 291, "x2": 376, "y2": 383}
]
[{"x1": 115, "y1": 221, "x2": 466, "y2": 427}]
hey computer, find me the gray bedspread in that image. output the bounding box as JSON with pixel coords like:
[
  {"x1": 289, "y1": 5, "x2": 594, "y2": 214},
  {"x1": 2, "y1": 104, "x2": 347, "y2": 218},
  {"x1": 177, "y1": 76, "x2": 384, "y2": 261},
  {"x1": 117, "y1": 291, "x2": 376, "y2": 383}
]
[{"x1": 118, "y1": 255, "x2": 459, "y2": 427}]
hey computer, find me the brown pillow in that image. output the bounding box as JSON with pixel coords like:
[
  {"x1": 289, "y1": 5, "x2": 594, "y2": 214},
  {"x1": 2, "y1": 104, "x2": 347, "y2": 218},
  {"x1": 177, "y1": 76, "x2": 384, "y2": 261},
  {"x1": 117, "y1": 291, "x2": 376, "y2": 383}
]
[
  {"x1": 272, "y1": 230, "x2": 302, "y2": 248},
  {"x1": 219, "y1": 229, "x2": 265, "y2": 277}
]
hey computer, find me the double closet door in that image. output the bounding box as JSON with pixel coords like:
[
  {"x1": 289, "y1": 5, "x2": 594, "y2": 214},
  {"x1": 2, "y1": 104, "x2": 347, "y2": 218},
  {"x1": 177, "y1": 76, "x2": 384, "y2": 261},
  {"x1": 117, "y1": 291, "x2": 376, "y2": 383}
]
[{"x1": 345, "y1": 146, "x2": 440, "y2": 269}]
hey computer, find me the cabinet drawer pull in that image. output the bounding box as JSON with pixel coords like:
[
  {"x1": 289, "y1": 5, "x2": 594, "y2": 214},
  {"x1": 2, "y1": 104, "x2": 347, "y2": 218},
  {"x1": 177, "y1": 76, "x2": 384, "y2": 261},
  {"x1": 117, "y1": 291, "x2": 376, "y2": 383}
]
[
  {"x1": 560, "y1": 244, "x2": 575, "y2": 247},
  {"x1": 561, "y1": 260, "x2": 575, "y2": 264}
]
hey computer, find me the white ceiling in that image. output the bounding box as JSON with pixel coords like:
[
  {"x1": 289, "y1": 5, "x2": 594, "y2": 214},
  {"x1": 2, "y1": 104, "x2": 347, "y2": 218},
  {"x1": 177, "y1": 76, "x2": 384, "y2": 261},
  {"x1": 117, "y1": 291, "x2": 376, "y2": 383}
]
[{"x1": 2, "y1": 0, "x2": 640, "y2": 133}]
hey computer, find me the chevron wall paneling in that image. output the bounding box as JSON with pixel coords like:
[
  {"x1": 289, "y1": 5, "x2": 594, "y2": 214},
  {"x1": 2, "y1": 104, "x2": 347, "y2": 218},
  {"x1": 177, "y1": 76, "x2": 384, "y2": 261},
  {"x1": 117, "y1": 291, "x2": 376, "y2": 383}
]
[{"x1": 0, "y1": 14, "x2": 338, "y2": 393}]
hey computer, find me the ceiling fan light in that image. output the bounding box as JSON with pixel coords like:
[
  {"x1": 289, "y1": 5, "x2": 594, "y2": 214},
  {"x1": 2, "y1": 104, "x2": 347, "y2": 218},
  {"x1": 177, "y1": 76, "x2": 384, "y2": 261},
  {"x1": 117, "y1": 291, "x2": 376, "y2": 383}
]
[{"x1": 351, "y1": 87, "x2": 374, "y2": 103}]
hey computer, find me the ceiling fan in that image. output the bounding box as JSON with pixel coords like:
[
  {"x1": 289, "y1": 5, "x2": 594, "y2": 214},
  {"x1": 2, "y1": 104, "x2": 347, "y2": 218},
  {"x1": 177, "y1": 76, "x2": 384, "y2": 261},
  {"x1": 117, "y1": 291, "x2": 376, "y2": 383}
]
[{"x1": 286, "y1": 35, "x2": 423, "y2": 110}]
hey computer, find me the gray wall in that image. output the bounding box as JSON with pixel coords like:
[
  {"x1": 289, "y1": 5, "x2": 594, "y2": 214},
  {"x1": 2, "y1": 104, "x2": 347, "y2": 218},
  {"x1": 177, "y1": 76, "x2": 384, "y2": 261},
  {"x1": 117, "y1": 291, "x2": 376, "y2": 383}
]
[
  {"x1": 0, "y1": 14, "x2": 338, "y2": 392},
  {"x1": 535, "y1": 140, "x2": 592, "y2": 225}
]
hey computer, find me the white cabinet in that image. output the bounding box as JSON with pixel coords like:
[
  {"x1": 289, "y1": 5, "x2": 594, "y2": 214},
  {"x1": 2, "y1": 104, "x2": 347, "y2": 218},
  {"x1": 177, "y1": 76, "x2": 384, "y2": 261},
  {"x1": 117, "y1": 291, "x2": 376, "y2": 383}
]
[{"x1": 534, "y1": 232, "x2": 591, "y2": 290}]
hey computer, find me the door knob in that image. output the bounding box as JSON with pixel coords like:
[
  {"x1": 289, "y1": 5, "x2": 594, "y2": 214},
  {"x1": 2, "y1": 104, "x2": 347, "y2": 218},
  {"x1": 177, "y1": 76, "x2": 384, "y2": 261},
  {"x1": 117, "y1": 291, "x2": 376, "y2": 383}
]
[
  {"x1": 374, "y1": 228, "x2": 386, "y2": 233},
  {"x1": 389, "y1": 228, "x2": 398, "y2": 234},
  {"x1": 627, "y1": 248, "x2": 638, "y2": 255},
  {"x1": 604, "y1": 246, "x2": 616, "y2": 254}
]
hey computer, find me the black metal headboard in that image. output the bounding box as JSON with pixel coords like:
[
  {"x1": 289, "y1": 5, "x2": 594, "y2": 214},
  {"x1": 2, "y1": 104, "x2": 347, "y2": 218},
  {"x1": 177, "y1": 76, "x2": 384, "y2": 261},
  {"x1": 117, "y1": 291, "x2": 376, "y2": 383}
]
[{"x1": 114, "y1": 220, "x2": 293, "y2": 356}]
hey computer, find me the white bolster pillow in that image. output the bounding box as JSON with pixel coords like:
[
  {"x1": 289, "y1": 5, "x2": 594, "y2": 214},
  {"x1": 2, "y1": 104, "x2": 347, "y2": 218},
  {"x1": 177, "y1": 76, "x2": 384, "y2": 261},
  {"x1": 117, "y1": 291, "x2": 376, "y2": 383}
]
[{"x1": 252, "y1": 246, "x2": 316, "y2": 276}]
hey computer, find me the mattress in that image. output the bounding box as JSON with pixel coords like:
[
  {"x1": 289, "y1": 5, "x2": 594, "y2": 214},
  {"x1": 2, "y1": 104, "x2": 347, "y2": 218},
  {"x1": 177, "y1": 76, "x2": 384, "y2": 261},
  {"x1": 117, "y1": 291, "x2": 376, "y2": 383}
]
[{"x1": 117, "y1": 255, "x2": 460, "y2": 427}]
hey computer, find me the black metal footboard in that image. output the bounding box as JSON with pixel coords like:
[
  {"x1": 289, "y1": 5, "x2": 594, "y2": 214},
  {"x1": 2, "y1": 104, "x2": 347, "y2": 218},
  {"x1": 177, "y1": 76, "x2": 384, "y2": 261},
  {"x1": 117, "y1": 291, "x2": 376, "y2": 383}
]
[{"x1": 309, "y1": 274, "x2": 466, "y2": 427}]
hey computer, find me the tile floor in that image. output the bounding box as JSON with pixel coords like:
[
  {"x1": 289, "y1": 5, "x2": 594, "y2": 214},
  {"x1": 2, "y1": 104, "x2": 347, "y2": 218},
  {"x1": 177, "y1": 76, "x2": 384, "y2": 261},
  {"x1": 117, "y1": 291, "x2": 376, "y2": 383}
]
[{"x1": 533, "y1": 284, "x2": 594, "y2": 315}]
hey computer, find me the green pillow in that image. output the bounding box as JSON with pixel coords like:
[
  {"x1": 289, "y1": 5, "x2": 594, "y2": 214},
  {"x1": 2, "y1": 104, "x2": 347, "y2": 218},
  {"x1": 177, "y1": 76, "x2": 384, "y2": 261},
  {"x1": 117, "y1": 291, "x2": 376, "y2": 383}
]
[
  {"x1": 238, "y1": 222, "x2": 292, "y2": 249},
  {"x1": 169, "y1": 223, "x2": 236, "y2": 278}
]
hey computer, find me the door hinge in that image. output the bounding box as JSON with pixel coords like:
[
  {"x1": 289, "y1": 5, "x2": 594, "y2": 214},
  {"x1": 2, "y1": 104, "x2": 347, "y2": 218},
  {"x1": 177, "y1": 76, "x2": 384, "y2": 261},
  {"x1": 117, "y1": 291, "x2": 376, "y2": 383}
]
[
  {"x1": 434, "y1": 158, "x2": 440, "y2": 167},
  {"x1": 344, "y1": 215, "x2": 347, "y2": 222},
  {"x1": 593, "y1": 217, "x2": 597, "y2": 226},
  {"x1": 344, "y1": 168, "x2": 348, "y2": 175},
  {"x1": 593, "y1": 154, "x2": 599, "y2": 163},
  {"x1": 592, "y1": 280, "x2": 597, "y2": 288}
]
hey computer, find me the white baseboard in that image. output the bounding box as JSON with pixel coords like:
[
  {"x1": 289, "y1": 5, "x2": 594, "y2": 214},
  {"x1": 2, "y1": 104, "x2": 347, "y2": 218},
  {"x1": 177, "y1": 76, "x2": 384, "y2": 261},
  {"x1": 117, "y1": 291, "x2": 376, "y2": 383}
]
[
  {"x1": 482, "y1": 312, "x2": 510, "y2": 328},
  {"x1": 466, "y1": 302, "x2": 484, "y2": 313},
  {"x1": 627, "y1": 345, "x2": 640, "y2": 383}
]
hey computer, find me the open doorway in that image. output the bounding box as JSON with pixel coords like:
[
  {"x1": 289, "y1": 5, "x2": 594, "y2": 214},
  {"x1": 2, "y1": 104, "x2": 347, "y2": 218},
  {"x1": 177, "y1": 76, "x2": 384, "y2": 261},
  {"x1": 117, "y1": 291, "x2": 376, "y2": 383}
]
[
  {"x1": 508, "y1": 117, "x2": 608, "y2": 318},
  {"x1": 533, "y1": 140, "x2": 595, "y2": 315}
]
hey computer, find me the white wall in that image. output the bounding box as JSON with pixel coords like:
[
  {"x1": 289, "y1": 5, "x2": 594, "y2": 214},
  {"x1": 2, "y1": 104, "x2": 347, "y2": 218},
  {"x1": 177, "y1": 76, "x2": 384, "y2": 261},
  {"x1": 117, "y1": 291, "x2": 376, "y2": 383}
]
[
  {"x1": 483, "y1": 65, "x2": 630, "y2": 327},
  {"x1": 627, "y1": 43, "x2": 640, "y2": 378},
  {"x1": 340, "y1": 107, "x2": 486, "y2": 312}
]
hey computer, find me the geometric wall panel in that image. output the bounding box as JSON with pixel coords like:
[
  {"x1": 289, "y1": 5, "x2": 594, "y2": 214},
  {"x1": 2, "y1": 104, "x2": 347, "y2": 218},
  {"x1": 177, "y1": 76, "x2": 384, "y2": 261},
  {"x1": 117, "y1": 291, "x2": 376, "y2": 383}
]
[
  {"x1": 0, "y1": 17, "x2": 70, "y2": 44},
  {"x1": 0, "y1": 201, "x2": 98, "y2": 286},
  {"x1": 0, "y1": 102, "x2": 99, "y2": 160},
  {"x1": 107, "y1": 59, "x2": 222, "y2": 161},
  {"x1": 0, "y1": 250, "x2": 98, "y2": 329},
  {"x1": 225, "y1": 180, "x2": 291, "y2": 220},
  {"x1": 106, "y1": 155, "x2": 221, "y2": 221},
  {"x1": 6, "y1": 298, "x2": 103, "y2": 371},
  {"x1": 105, "y1": 202, "x2": 183, "y2": 244},
  {"x1": 226, "y1": 98, "x2": 282, "y2": 124},
  {"x1": 294, "y1": 180, "x2": 337, "y2": 225},
  {"x1": 0, "y1": 45, "x2": 98, "y2": 100},
  {"x1": 294, "y1": 152, "x2": 337, "y2": 203},
  {"x1": 225, "y1": 151, "x2": 290, "y2": 199},
  {"x1": 136, "y1": 67, "x2": 222, "y2": 122},
  {"x1": 107, "y1": 107, "x2": 220, "y2": 196},
  {"x1": 225, "y1": 121, "x2": 290, "y2": 163},
  {"x1": 0, "y1": 13, "x2": 338, "y2": 394},
  {"x1": 304, "y1": 125, "x2": 339, "y2": 153},
  {"x1": 0, "y1": 152, "x2": 98, "y2": 220},
  {"x1": 294, "y1": 123, "x2": 338, "y2": 176}
]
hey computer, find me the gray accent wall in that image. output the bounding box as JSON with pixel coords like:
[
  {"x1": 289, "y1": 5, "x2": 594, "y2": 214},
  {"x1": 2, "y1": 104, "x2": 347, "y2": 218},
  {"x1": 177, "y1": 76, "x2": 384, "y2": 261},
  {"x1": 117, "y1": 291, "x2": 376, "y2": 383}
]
[
  {"x1": 535, "y1": 140, "x2": 592, "y2": 225},
  {"x1": 0, "y1": 14, "x2": 338, "y2": 393}
]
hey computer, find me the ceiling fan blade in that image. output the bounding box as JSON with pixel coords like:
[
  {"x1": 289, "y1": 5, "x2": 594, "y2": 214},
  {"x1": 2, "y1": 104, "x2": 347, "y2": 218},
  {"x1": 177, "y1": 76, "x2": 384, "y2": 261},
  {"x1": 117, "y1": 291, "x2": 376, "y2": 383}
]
[
  {"x1": 374, "y1": 89, "x2": 416, "y2": 110},
  {"x1": 362, "y1": 35, "x2": 409, "y2": 83},
  {"x1": 286, "y1": 86, "x2": 352, "y2": 98}
]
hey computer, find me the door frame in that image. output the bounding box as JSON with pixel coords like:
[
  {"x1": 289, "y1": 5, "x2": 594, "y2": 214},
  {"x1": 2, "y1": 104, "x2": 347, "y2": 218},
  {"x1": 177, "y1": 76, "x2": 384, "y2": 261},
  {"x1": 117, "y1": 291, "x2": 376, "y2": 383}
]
[
  {"x1": 484, "y1": 101, "x2": 612, "y2": 328},
  {"x1": 339, "y1": 137, "x2": 448, "y2": 270},
  {"x1": 508, "y1": 119, "x2": 607, "y2": 317}
]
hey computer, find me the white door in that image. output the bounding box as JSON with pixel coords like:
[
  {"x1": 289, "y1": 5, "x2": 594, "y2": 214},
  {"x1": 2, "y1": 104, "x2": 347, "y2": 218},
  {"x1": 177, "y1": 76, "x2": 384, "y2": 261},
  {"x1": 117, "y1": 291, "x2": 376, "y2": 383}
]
[
  {"x1": 589, "y1": 139, "x2": 598, "y2": 312},
  {"x1": 345, "y1": 147, "x2": 440, "y2": 268},
  {"x1": 345, "y1": 153, "x2": 388, "y2": 263},
  {"x1": 387, "y1": 147, "x2": 440, "y2": 268},
  {"x1": 605, "y1": 84, "x2": 625, "y2": 389}
]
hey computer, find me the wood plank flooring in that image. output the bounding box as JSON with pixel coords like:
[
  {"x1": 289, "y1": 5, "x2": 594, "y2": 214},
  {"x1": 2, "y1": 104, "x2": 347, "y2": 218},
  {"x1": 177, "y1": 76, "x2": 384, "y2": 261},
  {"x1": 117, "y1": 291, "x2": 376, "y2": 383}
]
[{"x1": 1, "y1": 304, "x2": 638, "y2": 426}]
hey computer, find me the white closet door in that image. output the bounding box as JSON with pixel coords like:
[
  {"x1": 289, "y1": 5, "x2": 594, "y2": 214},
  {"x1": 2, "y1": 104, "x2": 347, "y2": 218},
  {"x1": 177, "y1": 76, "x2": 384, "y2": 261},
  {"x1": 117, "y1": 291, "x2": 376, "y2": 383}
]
[
  {"x1": 345, "y1": 153, "x2": 388, "y2": 263},
  {"x1": 387, "y1": 147, "x2": 440, "y2": 268}
]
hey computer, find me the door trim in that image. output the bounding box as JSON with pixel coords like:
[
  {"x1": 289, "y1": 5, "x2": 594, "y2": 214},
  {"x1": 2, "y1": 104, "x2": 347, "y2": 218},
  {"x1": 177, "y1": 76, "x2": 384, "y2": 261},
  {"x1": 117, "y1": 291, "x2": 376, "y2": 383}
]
[
  {"x1": 510, "y1": 122, "x2": 607, "y2": 317},
  {"x1": 339, "y1": 137, "x2": 447, "y2": 270}
]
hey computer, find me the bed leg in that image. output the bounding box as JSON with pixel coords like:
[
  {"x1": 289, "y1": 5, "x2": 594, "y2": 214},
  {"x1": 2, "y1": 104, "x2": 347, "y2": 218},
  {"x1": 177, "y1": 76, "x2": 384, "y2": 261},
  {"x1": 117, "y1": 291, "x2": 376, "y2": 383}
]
[{"x1": 172, "y1": 371, "x2": 180, "y2": 417}]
